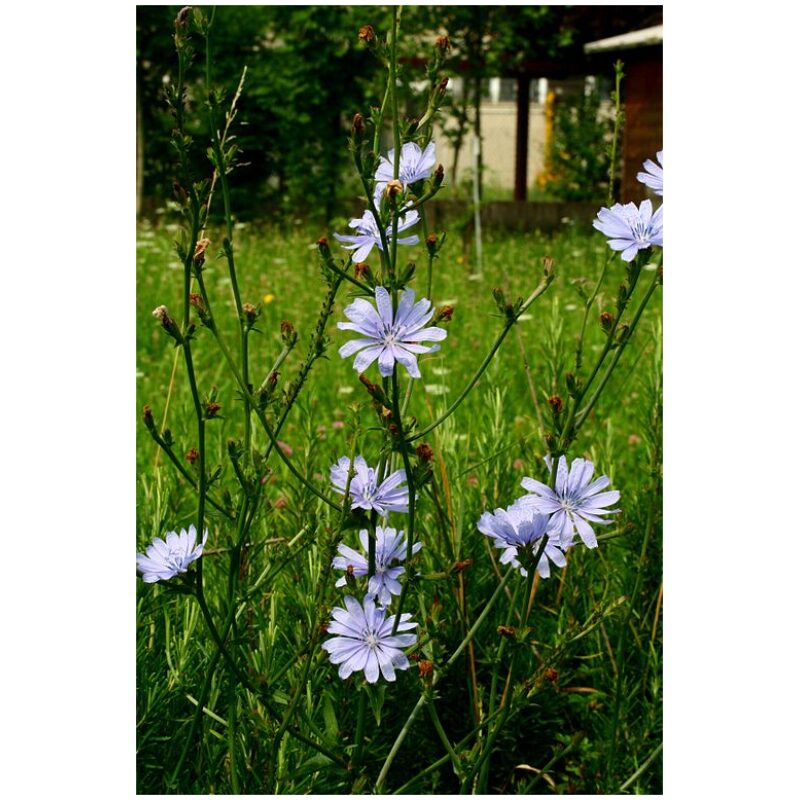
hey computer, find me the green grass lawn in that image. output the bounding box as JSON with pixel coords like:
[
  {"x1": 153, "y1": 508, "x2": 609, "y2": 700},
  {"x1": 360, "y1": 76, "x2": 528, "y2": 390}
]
[{"x1": 136, "y1": 218, "x2": 662, "y2": 794}]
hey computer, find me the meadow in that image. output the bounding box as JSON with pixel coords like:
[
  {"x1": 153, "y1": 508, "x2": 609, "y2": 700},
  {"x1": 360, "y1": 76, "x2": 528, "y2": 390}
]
[{"x1": 136, "y1": 219, "x2": 662, "y2": 794}]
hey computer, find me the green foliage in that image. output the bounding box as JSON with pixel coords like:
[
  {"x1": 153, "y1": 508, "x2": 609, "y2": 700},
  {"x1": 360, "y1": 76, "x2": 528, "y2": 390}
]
[
  {"x1": 137, "y1": 6, "x2": 384, "y2": 222},
  {"x1": 546, "y1": 84, "x2": 617, "y2": 202},
  {"x1": 137, "y1": 223, "x2": 662, "y2": 794}
]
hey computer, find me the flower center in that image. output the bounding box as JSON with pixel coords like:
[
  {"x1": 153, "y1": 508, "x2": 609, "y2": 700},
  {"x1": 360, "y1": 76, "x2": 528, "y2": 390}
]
[
  {"x1": 631, "y1": 219, "x2": 650, "y2": 243},
  {"x1": 364, "y1": 632, "x2": 379, "y2": 649}
]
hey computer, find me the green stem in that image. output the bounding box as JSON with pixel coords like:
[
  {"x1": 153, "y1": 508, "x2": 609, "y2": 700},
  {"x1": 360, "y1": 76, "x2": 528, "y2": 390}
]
[
  {"x1": 427, "y1": 695, "x2": 464, "y2": 779},
  {"x1": 390, "y1": 368, "x2": 417, "y2": 633},
  {"x1": 618, "y1": 741, "x2": 663, "y2": 793},
  {"x1": 410, "y1": 274, "x2": 553, "y2": 442},
  {"x1": 575, "y1": 268, "x2": 660, "y2": 430},
  {"x1": 374, "y1": 568, "x2": 514, "y2": 791},
  {"x1": 194, "y1": 583, "x2": 346, "y2": 769}
]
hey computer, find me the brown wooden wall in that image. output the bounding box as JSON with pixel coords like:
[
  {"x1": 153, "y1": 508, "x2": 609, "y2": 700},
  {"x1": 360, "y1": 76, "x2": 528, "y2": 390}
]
[{"x1": 622, "y1": 54, "x2": 663, "y2": 202}]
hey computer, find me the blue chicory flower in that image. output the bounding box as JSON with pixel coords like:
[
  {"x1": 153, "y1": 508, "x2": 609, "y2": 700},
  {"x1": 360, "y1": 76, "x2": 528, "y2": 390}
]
[
  {"x1": 374, "y1": 141, "x2": 437, "y2": 202},
  {"x1": 593, "y1": 199, "x2": 663, "y2": 262},
  {"x1": 477, "y1": 501, "x2": 566, "y2": 578},
  {"x1": 136, "y1": 524, "x2": 208, "y2": 583},
  {"x1": 330, "y1": 455, "x2": 409, "y2": 516},
  {"x1": 637, "y1": 150, "x2": 663, "y2": 196},
  {"x1": 332, "y1": 526, "x2": 422, "y2": 606},
  {"x1": 333, "y1": 208, "x2": 420, "y2": 263},
  {"x1": 320, "y1": 595, "x2": 417, "y2": 683},
  {"x1": 337, "y1": 286, "x2": 447, "y2": 379},
  {"x1": 518, "y1": 456, "x2": 620, "y2": 549}
]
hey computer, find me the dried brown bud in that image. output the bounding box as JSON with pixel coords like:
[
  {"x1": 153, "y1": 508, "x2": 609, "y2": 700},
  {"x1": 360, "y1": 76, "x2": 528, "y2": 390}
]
[
  {"x1": 205, "y1": 401, "x2": 222, "y2": 418},
  {"x1": 435, "y1": 35, "x2": 451, "y2": 54},
  {"x1": 433, "y1": 304, "x2": 454, "y2": 324},
  {"x1": 318, "y1": 622, "x2": 329, "y2": 635},
  {"x1": 599, "y1": 311, "x2": 615, "y2": 333},
  {"x1": 408, "y1": 651, "x2": 421, "y2": 662},
  {"x1": 434, "y1": 164, "x2": 444, "y2": 186},
  {"x1": 143, "y1": 405, "x2": 155, "y2": 431},
  {"x1": 544, "y1": 667, "x2": 558, "y2": 683},
  {"x1": 385, "y1": 178, "x2": 403, "y2": 199},
  {"x1": 418, "y1": 660, "x2": 434, "y2": 679},
  {"x1": 426, "y1": 232, "x2": 438, "y2": 247},
  {"x1": 543, "y1": 255, "x2": 554, "y2": 276},
  {"x1": 193, "y1": 237, "x2": 211, "y2": 267},
  {"x1": 388, "y1": 423, "x2": 400, "y2": 437},
  {"x1": 453, "y1": 559, "x2": 472, "y2": 573},
  {"x1": 186, "y1": 447, "x2": 199, "y2": 464},
  {"x1": 175, "y1": 6, "x2": 191, "y2": 28},
  {"x1": 280, "y1": 319, "x2": 297, "y2": 347},
  {"x1": 317, "y1": 236, "x2": 328, "y2": 248},
  {"x1": 152, "y1": 305, "x2": 170, "y2": 324},
  {"x1": 352, "y1": 112, "x2": 365, "y2": 137},
  {"x1": 359, "y1": 373, "x2": 378, "y2": 395},
  {"x1": 267, "y1": 371, "x2": 279, "y2": 390},
  {"x1": 436, "y1": 77, "x2": 449, "y2": 94},
  {"x1": 497, "y1": 625, "x2": 516, "y2": 637},
  {"x1": 416, "y1": 443, "x2": 434, "y2": 462},
  {"x1": 358, "y1": 24, "x2": 376, "y2": 44},
  {"x1": 354, "y1": 262, "x2": 369, "y2": 280},
  {"x1": 548, "y1": 395, "x2": 564, "y2": 414}
]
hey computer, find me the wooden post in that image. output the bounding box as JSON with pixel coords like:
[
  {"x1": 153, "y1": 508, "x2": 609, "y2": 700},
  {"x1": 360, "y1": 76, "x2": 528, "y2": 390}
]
[{"x1": 514, "y1": 74, "x2": 530, "y2": 202}]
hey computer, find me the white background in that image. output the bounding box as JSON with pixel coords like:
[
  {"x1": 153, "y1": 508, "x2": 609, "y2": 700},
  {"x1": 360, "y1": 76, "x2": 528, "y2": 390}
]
[{"x1": 0, "y1": 1, "x2": 797, "y2": 797}]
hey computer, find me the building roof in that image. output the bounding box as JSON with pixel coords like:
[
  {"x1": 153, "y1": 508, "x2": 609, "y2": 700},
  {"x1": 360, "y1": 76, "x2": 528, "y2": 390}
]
[{"x1": 584, "y1": 25, "x2": 663, "y2": 54}]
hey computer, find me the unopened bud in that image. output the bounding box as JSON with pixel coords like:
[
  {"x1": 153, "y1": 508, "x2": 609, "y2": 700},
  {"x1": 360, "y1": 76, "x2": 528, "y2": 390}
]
[
  {"x1": 433, "y1": 304, "x2": 454, "y2": 325},
  {"x1": 186, "y1": 447, "x2": 199, "y2": 464},
  {"x1": 416, "y1": 443, "x2": 434, "y2": 462},
  {"x1": 358, "y1": 24, "x2": 376, "y2": 44},
  {"x1": 193, "y1": 237, "x2": 211, "y2": 267},
  {"x1": 565, "y1": 372, "x2": 582, "y2": 397},
  {"x1": 617, "y1": 283, "x2": 628, "y2": 310},
  {"x1": 143, "y1": 405, "x2": 155, "y2": 431},
  {"x1": 317, "y1": 237, "x2": 331, "y2": 261},
  {"x1": 492, "y1": 287, "x2": 506, "y2": 311},
  {"x1": 388, "y1": 423, "x2": 400, "y2": 437},
  {"x1": 599, "y1": 311, "x2": 615, "y2": 334},
  {"x1": 548, "y1": 395, "x2": 564, "y2": 414},
  {"x1": 543, "y1": 255, "x2": 554, "y2": 276},
  {"x1": 425, "y1": 232, "x2": 438, "y2": 254},
  {"x1": 205, "y1": 401, "x2": 222, "y2": 419},
  {"x1": 544, "y1": 433, "x2": 557, "y2": 451},
  {"x1": 436, "y1": 77, "x2": 449, "y2": 99},
  {"x1": 344, "y1": 564, "x2": 357, "y2": 590},
  {"x1": 280, "y1": 320, "x2": 298, "y2": 348},
  {"x1": 352, "y1": 112, "x2": 365, "y2": 138}
]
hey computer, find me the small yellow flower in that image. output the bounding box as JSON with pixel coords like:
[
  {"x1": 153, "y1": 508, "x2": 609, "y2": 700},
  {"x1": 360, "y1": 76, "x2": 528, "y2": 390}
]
[{"x1": 263, "y1": 293, "x2": 275, "y2": 304}]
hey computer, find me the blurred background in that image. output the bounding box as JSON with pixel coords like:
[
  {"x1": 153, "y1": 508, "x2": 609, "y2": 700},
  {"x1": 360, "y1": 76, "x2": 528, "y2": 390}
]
[{"x1": 136, "y1": 5, "x2": 662, "y2": 228}]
